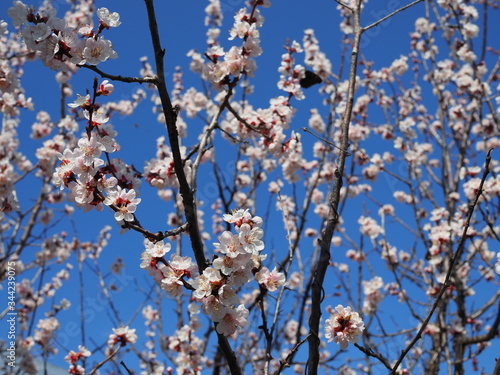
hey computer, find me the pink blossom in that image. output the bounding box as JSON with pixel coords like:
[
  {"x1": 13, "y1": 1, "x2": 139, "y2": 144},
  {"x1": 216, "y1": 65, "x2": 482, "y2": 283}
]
[
  {"x1": 324, "y1": 305, "x2": 365, "y2": 349},
  {"x1": 213, "y1": 252, "x2": 251, "y2": 276},
  {"x1": 218, "y1": 284, "x2": 240, "y2": 305},
  {"x1": 68, "y1": 94, "x2": 91, "y2": 109},
  {"x1": 34, "y1": 316, "x2": 60, "y2": 351},
  {"x1": 7, "y1": 1, "x2": 33, "y2": 27},
  {"x1": 107, "y1": 326, "x2": 137, "y2": 347},
  {"x1": 64, "y1": 345, "x2": 91, "y2": 365},
  {"x1": 82, "y1": 36, "x2": 118, "y2": 65},
  {"x1": 358, "y1": 216, "x2": 383, "y2": 239},
  {"x1": 215, "y1": 304, "x2": 249, "y2": 336},
  {"x1": 103, "y1": 186, "x2": 141, "y2": 222},
  {"x1": 202, "y1": 295, "x2": 229, "y2": 321},
  {"x1": 98, "y1": 80, "x2": 114, "y2": 96},
  {"x1": 254, "y1": 266, "x2": 286, "y2": 292},
  {"x1": 192, "y1": 267, "x2": 223, "y2": 300},
  {"x1": 97, "y1": 8, "x2": 121, "y2": 28},
  {"x1": 238, "y1": 223, "x2": 264, "y2": 253},
  {"x1": 214, "y1": 231, "x2": 244, "y2": 258},
  {"x1": 308, "y1": 109, "x2": 326, "y2": 133},
  {"x1": 77, "y1": 136, "x2": 103, "y2": 166},
  {"x1": 362, "y1": 276, "x2": 384, "y2": 315},
  {"x1": 160, "y1": 267, "x2": 185, "y2": 297},
  {"x1": 144, "y1": 239, "x2": 172, "y2": 258}
]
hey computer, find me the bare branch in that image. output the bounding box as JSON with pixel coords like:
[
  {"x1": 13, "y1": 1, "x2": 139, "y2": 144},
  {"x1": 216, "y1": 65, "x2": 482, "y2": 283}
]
[
  {"x1": 354, "y1": 343, "x2": 393, "y2": 370},
  {"x1": 301, "y1": 127, "x2": 351, "y2": 156},
  {"x1": 88, "y1": 347, "x2": 121, "y2": 375},
  {"x1": 459, "y1": 301, "x2": 500, "y2": 345},
  {"x1": 362, "y1": 0, "x2": 425, "y2": 32},
  {"x1": 78, "y1": 63, "x2": 156, "y2": 84}
]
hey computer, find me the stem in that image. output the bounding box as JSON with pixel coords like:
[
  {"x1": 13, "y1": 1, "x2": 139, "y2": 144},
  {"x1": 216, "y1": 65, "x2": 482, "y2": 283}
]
[
  {"x1": 362, "y1": 0, "x2": 424, "y2": 32},
  {"x1": 142, "y1": 0, "x2": 206, "y2": 273},
  {"x1": 79, "y1": 63, "x2": 156, "y2": 84}
]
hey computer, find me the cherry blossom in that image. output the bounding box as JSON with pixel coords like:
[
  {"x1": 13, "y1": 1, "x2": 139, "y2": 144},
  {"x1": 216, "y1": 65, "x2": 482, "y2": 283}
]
[
  {"x1": 9, "y1": 1, "x2": 119, "y2": 70},
  {"x1": 214, "y1": 231, "x2": 245, "y2": 258},
  {"x1": 277, "y1": 41, "x2": 306, "y2": 100},
  {"x1": 358, "y1": 215, "x2": 383, "y2": 239},
  {"x1": 68, "y1": 94, "x2": 91, "y2": 109},
  {"x1": 82, "y1": 36, "x2": 118, "y2": 65},
  {"x1": 144, "y1": 239, "x2": 171, "y2": 258},
  {"x1": 103, "y1": 186, "x2": 141, "y2": 222},
  {"x1": 238, "y1": 223, "x2": 264, "y2": 253},
  {"x1": 97, "y1": 79, "x2": 114, "y2": 96},
  {"x1": 362, "y1": 277, "x2": 384, "y2": 316},
  {"x1": 107, "y1": 326, "x2": 138, "y2": 347},
  {"x1": 254, "y1": 266, "x2": 286, "y2": 292},
  {"x1": 97, "y1": 8, "x2": 121, "y2": 28},
  {"x1": 216, "y1": 305, "x2": 249, "y2": 336},
  {"x1": 324, "y1": 305, "x2": 365, "y2": 349},
  {"x1": 7, "y1": 1, "x2": 33, "y2": 27},
  {"x1": 64, "y1": 345, "x2": 91, "y2": 366}
]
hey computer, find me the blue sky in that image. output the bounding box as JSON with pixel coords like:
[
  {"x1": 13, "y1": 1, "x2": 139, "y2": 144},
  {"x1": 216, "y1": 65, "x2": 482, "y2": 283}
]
[{"x1": 1, "y1": 0, "x2": 500, "y2": 374}]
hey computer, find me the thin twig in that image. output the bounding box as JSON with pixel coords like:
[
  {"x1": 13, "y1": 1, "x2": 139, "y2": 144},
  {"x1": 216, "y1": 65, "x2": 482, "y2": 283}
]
[
  {"x1": 120, "y1": 360, "x2": 133, "y2": 375},
  {"x1": 301, "y1": 127, "x2": 351, "y2": 156},
  {"x1": 362, "y1": 0, "x2": 424, "y2": 32},
  {"x1": 88, "y1": 347, "x2": 121, "y2": 375},
  {"x1": 79, "y1": 63, "x2": 156, "y2": 84},
  {"x1": 354, "y1": 343, "x2": 393, "y2": 370},
  {"x1": 276, "y1": 334, "x2": 311, "y2": 374}
]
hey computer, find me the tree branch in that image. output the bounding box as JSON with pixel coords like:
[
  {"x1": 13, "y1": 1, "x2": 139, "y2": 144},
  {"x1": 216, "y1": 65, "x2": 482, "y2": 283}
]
[
  {"x1": 390, "y1": 149, "x2": 493, "y2": 374},
  {"x1": 142, "y1": 1, "x2": 241, "y2": 374},
  {"x1": 78, "y1": 63, "x2": 156, "y2": 84},
  {"x1": 306, "y1": 1, "x2": 362, "y2": 373},
  {"x1": 362, "y1": 0, "x2": 424, "y2": 32}
]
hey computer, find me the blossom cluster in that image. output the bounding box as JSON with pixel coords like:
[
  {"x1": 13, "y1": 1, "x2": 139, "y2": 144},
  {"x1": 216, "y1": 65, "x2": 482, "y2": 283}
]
[
  {"x1": 144, "y1": 136, "x2": 192, "y2": 192},
  {"x1": 52, "y1": 81, "x2": 143, "y2": 225},
  {"x1": 138, "y1": 304, "x2": 203, "y2": 375},
  {"x1": 303, "y1": 29, "x2": 332, "y2": 82},
  {"x1": 362, "y1": 276, "x2": 384, "y2": 316},
  {"x1": 140, "y1": 209, "x2": 285, "y2": 337},
  {"x1": 164, "y1": 304, "x2": 208, "y2": 375},
  {"x1": 189, "y1": 2, "x2": 269, "y2": 89},
  {"x1": 64, "y1": 345, "x2": 91, "y2": 375},
  {"x1": 8, "y1": 1, "x2": 119, "y2": 71},
  {"x1": 31, "y1": 317, "x2": 60, "y2": 356},
  {"x1": 199, "y1": 209, "x2": 284, "y2": 335},
  {"x1": 277, "y1": 41, "x2": 306, "y2": 100},
  {"x1": 106, "y1": 326, "x2": 138, "y2": 355},
  {"x1": 0, "y1": 48, "x2": 33, "y2": 115},
  {"x1": 324, "y1": 305, "x2": 365, "y2": 350}
]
